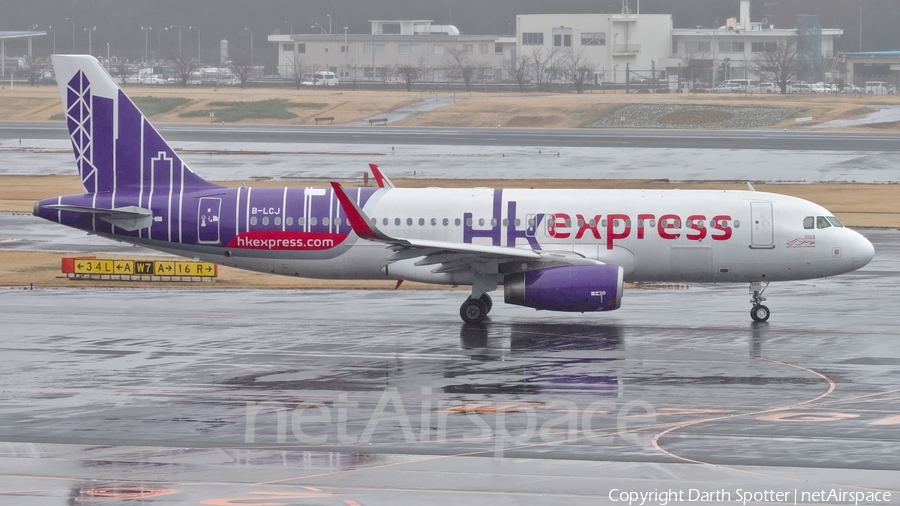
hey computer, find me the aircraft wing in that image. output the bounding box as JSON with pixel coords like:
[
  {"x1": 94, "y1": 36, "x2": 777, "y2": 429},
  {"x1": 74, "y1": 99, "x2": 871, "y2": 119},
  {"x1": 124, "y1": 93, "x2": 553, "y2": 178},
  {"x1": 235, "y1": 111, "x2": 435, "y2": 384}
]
[
  {"x1": 369, "y1": 163, "x2": 395, "y2": 189},
  {"x1": 331, "y1": 182, "x2": 599, "y2": 273}
]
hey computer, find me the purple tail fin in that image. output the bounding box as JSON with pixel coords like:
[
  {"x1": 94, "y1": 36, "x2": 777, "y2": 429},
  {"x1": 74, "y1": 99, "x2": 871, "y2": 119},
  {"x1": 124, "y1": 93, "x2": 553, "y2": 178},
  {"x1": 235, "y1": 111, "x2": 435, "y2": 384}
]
[{"x1": 53, "y1": 55, "x2": 219, "y2": 194}]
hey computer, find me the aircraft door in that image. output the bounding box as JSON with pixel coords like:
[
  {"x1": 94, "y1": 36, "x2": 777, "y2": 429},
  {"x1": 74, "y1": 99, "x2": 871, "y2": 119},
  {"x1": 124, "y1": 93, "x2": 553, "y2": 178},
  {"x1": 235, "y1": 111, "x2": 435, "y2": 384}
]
[
  {"x1": 750, "y1": 202, "x2": 774, "y2": 249},
  {"x1": 198, "y1": 197, "x2": 222, "y2": 244}
]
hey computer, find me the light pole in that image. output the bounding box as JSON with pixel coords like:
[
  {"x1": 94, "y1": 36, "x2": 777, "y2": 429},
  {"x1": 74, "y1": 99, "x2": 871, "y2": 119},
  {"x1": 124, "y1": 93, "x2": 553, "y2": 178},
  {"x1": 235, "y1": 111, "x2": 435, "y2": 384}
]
[
  {"x1": 48, "y1": 25, "x2": 56, "y2": 54},
  {"x1": 343, "y1": 26, "x2": 348, "y2": 78},
  {"x1": 243, "y1": 27, "x2": 253, "y2": 66},
  {"x1": 312, "y1": 23, "x2": 326, "y2": 34},
  {"x1": 141, "y1": 26, "x2": 151, "y2": 62},
  {"x1": 170, "y1": 24, "x2": 182, "y2": 58},
  {"x1": 285, "y1": 21, "x2": 293, "y2": 35},
  {"x1": 189, "y1": 26, "x2": 200, "y2": 63},
  {"x1": 157, "y1": 26, "x2": 168, "y2": 55},
  {"x1": 106, "y1": 42, "x2": 110, "y2": 69},
  {"x1": 84, "y1": 26, "x2": 95, "y2": 56},
  {"x1": 65, "y1": 18, "x2": 75, "y2": 52},
  {"x1": 327, "y1": 14, "x2": 332, "y2": 34}
]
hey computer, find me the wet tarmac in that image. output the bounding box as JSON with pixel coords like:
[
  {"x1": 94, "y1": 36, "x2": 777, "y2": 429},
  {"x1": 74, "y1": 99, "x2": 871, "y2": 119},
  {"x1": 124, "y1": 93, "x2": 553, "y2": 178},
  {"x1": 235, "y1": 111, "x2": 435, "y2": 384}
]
[
  {"x1": 1, "y1": 230, "x2": 898, "y2": 504},
  {"x1": 3, "y1": 138, "x2": 900, "y2": 183}
]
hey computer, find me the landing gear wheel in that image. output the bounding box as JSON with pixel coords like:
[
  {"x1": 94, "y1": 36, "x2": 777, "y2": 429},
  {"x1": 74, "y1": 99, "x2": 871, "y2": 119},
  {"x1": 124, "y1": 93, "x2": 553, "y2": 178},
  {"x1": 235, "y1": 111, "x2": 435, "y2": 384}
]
[
  {"x1": 460, "y1": 298, "x2": 488, "y2": 324},
  {"x1": 479, "y1": 293, "x2": 493, "y2": 314},
  {"x1": 751, "y1": 304, "x2": 770, "y2": 322}
]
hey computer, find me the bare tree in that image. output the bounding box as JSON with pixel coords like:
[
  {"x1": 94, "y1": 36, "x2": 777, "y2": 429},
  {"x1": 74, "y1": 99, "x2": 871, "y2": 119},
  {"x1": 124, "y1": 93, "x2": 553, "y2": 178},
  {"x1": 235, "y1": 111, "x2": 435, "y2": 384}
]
[
  {"x1": 288, "y1": 53, "x2": 305, "y2": 89},
  {"x1": 229, "y1": 49, "x2": 254, "y2": 88},
  {"x1": 560, "y1": 49, "x2": 597, "y2": 94},
  {"x1": 21, "y1": 55, "x2": 46, "y2": 87},
  {"x1": 678, "y1": 51, "x2": 712, "y2": 88},
  {"x1": 504, "y1": 53, "x2": 531, "y2": 92},
  {"x1": 446, "y1": 46, "x2": 484, "y2": 92},
  {"x1": 170, "y1": 52, "x2": 199, "y2": 87},
  {"x1": 112, "y1": 61, "x2": 136, "y2": 86},
  {"x1": 752, "y1": 38, "x2": 801, "y2": 94},
  {"x1": 395, "y1": 53, "x2": 427, "y2": 92},
  {"x1": 528, "y1": 46, "x2": 556, "y2": 91}
]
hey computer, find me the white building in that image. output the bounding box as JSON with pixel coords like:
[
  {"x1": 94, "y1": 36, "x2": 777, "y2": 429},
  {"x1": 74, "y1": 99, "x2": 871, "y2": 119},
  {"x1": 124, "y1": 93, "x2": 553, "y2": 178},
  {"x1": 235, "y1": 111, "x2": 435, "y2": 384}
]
[
  {"x1": 268, "y1": 20, "x2": 514, "y2": 84},
  {"x1": 515, "y1": 12, "x2": 674, "y2": 84},
  {"x1": 667, "y1": 2, "x2": 842, "y2": 85}
]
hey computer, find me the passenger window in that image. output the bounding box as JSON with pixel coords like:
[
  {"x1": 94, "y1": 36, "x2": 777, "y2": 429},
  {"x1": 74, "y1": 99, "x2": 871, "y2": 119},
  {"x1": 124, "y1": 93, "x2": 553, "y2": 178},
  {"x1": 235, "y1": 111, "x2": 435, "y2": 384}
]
[
  {"x1": 826, "y1": 216, "x2": 844, "y2": 227},
  {"x1": 590, "y1": 219, "x2": 597, "y2": 227},
  {"x1": 371, "y1": 218, "x2": 376, "y2": 225},
  {"x1": 478, "y1": 218, "x2": 485, "y2": 226},
  {"x1": 734, "y1": 220, "x2": 740, "y2": 228},
  {"x1": 250, "y1": 216, "x2": 258, "y2": 226},
  {"x1": 286, "y1": 217, "x2": 293, "y2": 226},
  {"x1": 418, "y1": 218, "x2": 425, "y2": 226},
  {"x1": 515, "y1": 219, "x2": 521, "y2": 227},
  {"x1": 431, "y1": 218, "x2": 437, "y2": 226},
  {"x1": 466, "y1": 218, "x2": 472, "y2": 226},
  {"x1": 298, "y1": 217, "x2": 305, "y2": 225},
  {"x1": 443, "y1": 218, "x2": 449, "y2": 226},
  {"x1": 502, "y1": 218, "x2": 508, "y2": 226},
  {"x1": 816, "y1": 216, "x2": 831, "y2": 229},
  {"x1": 383, "y1": 218, "x2": 388, "y2": 226},
  {"x1": 491, "y1": 218, "x2": 497, "y2": 226},
  {"x1": 602, "y1": 219, "x2": 608, "y2": 227},
  {"x1": 455, "y1": 218, "x2": 461, "y2": 226},
  {"x1": 577, "y1": 218, "x2": 584, "y2": 227},
  {"x1": 394, "y1": 218, "x2": 401, "y2": 226},
  {"x1": 309, "y1": 217, "x2": 317, "y2": 226},
  {"x1": 803, "y1": 216, "x2": 814, "y2": 229},
  {"x1": 322, "y1": 217, "x2": 330, "y2": 226},
  {"x1": 262, "y1": 217, "x2": 269, "y2": 226},
  {"x1": 334, "y1": 217, "x2": 341, "y2": 226},
  {"x1": 625, "y1": 219, "x2": 632, "y2": 227},
  {"x1": 407, "y1": 218, "x2": 413, "y2": 226}
]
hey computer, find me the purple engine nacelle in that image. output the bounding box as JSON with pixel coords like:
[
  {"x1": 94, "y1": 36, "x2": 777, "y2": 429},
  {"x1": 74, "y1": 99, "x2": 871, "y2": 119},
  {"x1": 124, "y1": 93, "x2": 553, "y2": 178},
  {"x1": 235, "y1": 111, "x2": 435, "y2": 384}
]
[{"x1": 504, "y1": 264, "x2": 624, "y2": 312}]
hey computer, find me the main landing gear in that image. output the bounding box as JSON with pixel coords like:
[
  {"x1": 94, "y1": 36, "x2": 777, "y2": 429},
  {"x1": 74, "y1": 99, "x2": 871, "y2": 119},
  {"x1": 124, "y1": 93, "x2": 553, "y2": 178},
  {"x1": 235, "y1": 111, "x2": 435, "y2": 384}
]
[
  {"x1": 460, "y1": 293, "x2": 493, "y2": 324},
  {"x1": 749, "y1": 281, "x2": 770, "y2": 322}
]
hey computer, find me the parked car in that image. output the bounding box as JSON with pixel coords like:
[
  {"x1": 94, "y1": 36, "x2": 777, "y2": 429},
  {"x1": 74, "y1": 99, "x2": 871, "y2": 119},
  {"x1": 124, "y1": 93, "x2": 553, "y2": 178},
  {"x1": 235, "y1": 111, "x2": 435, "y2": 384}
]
[
  {"x1": 302, "y1": 71, "x2": 339, "y2": 86},
  {"x1": 866, "y1": 81, "x2": 896, "y2": 95},
  {"x1": 713, "y1": 82, "x2": 742, "y2": 93},
  {"x1": 810, "y1": 83, "x2": 829, "y2": 94},
  {"x1": 841, "y1": 84, "x2": 863, "y2": 94},
  {"x1": 751, "y1": 82, "x2": 776, "y2": 93},
  {"x1": 789, "y1": 83, "x2": 812, "y2": 94}
]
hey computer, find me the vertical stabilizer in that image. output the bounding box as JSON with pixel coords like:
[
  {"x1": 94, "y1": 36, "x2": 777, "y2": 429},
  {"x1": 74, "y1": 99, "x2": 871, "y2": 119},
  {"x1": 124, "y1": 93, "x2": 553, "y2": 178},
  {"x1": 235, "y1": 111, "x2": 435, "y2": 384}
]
[{"x1": 52, "y1": 55, "x2": 218, "y2": 194}]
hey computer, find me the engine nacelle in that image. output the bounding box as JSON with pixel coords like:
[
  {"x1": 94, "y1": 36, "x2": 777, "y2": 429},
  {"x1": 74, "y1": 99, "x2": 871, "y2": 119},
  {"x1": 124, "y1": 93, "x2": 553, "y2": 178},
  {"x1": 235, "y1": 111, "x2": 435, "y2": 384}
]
[{"x1": 504, "y1": 264, "x2": 624, "y2": 312}]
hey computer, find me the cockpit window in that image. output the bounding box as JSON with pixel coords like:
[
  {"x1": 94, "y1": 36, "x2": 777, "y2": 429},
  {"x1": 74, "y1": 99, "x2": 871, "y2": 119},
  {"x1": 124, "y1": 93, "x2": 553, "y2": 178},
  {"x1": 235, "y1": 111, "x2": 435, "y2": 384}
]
[
  {"x1": 816, "y1": 216, "x2": 831, "y2": 229},
  {"x1": 826, "y1": 216, "x2": 844, "y2": 227},
  {"x1": 803, "y1": 216, "x2": 814, "y2": 229}
]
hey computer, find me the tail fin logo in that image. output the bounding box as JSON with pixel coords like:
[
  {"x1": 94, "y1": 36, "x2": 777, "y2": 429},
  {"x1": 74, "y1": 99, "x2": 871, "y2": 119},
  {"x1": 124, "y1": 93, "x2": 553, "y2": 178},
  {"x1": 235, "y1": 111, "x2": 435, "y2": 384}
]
[
  {"x1": 54, "y1": 55, "x2": 218, "y2": 195},
  {"x1": 66, "y1": 70, "x2": 102, "y2": 193}
]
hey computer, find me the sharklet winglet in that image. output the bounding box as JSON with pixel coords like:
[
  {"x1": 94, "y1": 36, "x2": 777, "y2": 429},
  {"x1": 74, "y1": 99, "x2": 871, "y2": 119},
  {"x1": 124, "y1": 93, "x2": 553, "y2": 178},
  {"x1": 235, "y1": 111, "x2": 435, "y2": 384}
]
[
  {"x1": 369, "y1": 163, "x2": 395, "y2": 189},
  {"x1": 330, "y1": 182, "x2": 394, "y2": 242}
]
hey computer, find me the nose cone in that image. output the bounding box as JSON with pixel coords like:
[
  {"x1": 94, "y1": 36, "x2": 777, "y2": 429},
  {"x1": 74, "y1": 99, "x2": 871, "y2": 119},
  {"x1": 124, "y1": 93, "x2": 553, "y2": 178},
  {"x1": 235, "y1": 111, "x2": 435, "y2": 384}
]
[{"x1": 852, "y1": 232, "x2": 875, "y2": 270}]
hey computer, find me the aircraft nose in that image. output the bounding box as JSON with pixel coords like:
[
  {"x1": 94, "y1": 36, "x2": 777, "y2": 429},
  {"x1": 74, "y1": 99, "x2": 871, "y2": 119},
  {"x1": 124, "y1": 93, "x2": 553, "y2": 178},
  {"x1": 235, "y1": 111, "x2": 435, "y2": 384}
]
[{"x1": 852, "y1": 232, "x2": 875, "y2": 269}]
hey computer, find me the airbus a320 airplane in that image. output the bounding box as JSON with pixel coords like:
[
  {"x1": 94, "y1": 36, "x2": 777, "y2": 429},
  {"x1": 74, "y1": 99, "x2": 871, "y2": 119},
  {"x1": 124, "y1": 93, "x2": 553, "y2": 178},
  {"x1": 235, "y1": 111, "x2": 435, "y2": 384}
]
[{"x1": 35, "y1": 56, "x2": 874, "y2": 323}]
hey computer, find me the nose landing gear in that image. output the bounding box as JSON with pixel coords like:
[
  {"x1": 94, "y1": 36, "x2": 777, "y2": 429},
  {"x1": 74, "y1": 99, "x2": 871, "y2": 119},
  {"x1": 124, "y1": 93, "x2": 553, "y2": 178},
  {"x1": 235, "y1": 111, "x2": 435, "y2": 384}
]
[{"x1": 750, "y1": 281, "x2": 770, "y2": 322}]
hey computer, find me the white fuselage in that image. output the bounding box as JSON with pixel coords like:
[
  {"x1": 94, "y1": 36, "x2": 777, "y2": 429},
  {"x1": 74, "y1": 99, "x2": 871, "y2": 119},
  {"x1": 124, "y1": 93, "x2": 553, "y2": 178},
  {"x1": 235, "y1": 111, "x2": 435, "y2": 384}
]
[{"x1": 147, "y1": 188, "x2": 872, "y2": 285}]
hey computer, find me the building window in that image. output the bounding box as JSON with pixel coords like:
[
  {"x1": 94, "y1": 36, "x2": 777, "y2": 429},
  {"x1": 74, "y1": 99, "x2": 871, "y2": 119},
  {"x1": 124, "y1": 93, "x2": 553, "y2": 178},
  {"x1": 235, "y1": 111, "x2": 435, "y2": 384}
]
[
  {"x1": 495, "y1": 43, "x2": 504, "y2": 54},
  {"x1": 433, "y1": 44, "x2": 444, "y2": 54},
  {"x1": 553, "y1": 29, "x2": 572, "y2": 48},
  {"x1": 399, "y1": 43, "x2": 410, "y2": 54},
  {"x1": 719, "y1": 41, "x2": 744, "y2": 53},
  {"x1": 751, "y1": 42, "x2": 778, "y2": 52},
  {"x1": 581, "y1": 32, "x2": 606, "y2": 46},
  {"x1": 282, "y1": 43, "x2": 295, "y2": 52},
  {"x1": 341, "y1": 45, "x2": 348, "y2": 53},
  {"x1": 410, "y1": 43, "x2": 422, "y2": 54},
  {"x1": 297, "y1": 43, "x2": 306, "y2": 54},
  {"x1": 683, "y1": 41, "x2": 710, "y2": 53},
  {"x1": 364, "y1": 44, "x2": 386, "y2": 55},
  {"x1": 463, "y1": 43, "x2": 474, "y2": 54},
  {"x1": 522, "y1": 32, "x2": 543, "y2": 45},
  {"x1": 478, "y1": 43, "x2": 489, "y2": 54}
]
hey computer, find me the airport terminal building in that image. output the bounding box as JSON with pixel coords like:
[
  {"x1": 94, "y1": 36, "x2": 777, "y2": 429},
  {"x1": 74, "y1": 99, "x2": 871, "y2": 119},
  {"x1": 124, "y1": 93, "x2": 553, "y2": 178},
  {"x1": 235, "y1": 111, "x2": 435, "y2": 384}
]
[{"x1": 268, "y1": 2, "x2": 841, "y2": 87}]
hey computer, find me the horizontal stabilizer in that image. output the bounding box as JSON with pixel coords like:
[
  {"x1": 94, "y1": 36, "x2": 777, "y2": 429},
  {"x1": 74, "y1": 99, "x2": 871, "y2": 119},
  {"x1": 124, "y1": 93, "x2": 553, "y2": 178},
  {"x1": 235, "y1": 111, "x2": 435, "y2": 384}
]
[{"x1": 46, "y1": 204, "x2": 152, "y2": 231}]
